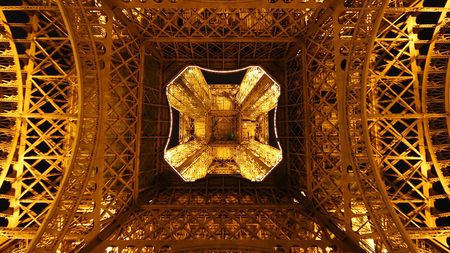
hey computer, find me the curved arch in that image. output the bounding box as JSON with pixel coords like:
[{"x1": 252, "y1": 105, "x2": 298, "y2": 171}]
[
  {"x1": 421, "y1": 2, "x2": 450, "y2": 200},
  {"x1": 419, "y1": 3, "x2": 450, "y2": 248},
  {"x1": 0, "y1": 3, "x2": 85, "y2": 251},
  {"x1": 0, "y1": 11, "x2": 24, "y2": 195},
  {"x1": 27, "y1": 1, "x2": 103, "y2": 251},
  {"x1": 344, "y1": 0, "x2": 417, "y2": 251},
  {"x1": 350, "y1": 1, "x2": 450, "y2": 251}
]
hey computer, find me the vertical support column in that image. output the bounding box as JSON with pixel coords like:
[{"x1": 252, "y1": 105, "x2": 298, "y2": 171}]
[
  {"x1": 138, "y1": 53, "x2": 166, "y2": 195},
  {"x1": 332, "y1": 2, "x2": 354, "y2": 237},
  {"x1": 156, "y1": 60, "x2": 164, "y2": 176},
  {"x1": 134, "y1": 45, "x2": 145, "y2": 202},
  {"x1": 87, "y1": 5, "x2": 113, "y2": 245},
  {"x1": 301, "y1": 43, "x2": 312, "y2": 198},
  {"x1": 284, "y1": 51, "x2": 306, "y2": 192},
  {"x1": 406, "y1": 15, "x2": 431, "y2": 228}
]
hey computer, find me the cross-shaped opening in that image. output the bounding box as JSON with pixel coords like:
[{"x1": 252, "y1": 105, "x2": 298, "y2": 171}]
[{"x1": 164, "y1": 66, "x2": 282, "y2": 182}]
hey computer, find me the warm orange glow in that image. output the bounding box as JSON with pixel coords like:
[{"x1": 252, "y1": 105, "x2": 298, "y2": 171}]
[{"x1": 164, "y1": 66, "x2": 282, "y2": 181}]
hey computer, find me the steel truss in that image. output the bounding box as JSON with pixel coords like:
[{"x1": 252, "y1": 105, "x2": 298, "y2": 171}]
[
  {"x1": 0, "y1": 2, "x2": 94, "y2": 252},
  {"x1": 359, "y1": 1, "x2": 450, "y2": 251},
  {"x1": 0, "y1": 0, "x2": 448, "y2": 252},
  {"x1": 289, "y1": 1, "x2": 412, "y2": 251},
  {"x1": 1, "y1": 0, "x2": 139, "y2": 252},
  {"x1": 287, "y1": 0, "x2": 450, "y2": 252},
  {"x1": 91, "y1": 179, "x2": 349, "y2": 253},
  {"x1": 119, "y1": 4, "x2": 320, "y2": 67}
]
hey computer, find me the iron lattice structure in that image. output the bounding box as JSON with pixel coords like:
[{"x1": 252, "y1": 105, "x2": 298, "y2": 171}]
[{"x1": 0, "y1": 0, "x2": 448, "y2": 252}]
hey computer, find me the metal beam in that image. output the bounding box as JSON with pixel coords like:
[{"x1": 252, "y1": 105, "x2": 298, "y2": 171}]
[
  {"x1": 102, "y1": 0, "x2": 162, "y2": 60},
  {"x1": 112, "y1": 0, "x2": 324, "y2": 9},
  {"x1": 407, "y1": 227, "x2": 450, "y2": 239},
  {"x1": 100, "y1": 239, "x2": 344, "y2": 250},
  {"x1": 289, "y1": 191, "x2": 369, "y2": 253},
  {"x1": 78, "y1": 206, "x2": 138, "y2": 253},
  {"x1": 144, "y1": 37, "x2": 299, "y2": 43}
]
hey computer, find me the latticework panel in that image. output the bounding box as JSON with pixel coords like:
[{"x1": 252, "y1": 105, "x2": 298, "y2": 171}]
[
  {"x1": 0, "y1": 2, "x2": 88, "y2": 252},
  {"x1": 422, "y1": 1, "x2": 450, "y2": 240},
  {"x1": 29, "y1": 2, "x2": 102, "y2": 251},
  {"x1": 343, "y1": 0, "x2": 415, "y2": 251},
  {"x1": 157, "y1": 41, "x2": 293, "y2": 63},
  {"x1": 347, "y1": 0, "x2": 450, "y2": 251},
  {"x1": 117, "y1": 4, "x2": 324, "y2": 65},
  {"x1": 46, "y1": 1, "x2": 144, "y2": 251},
  {"x1": 299, "y1": 0, "x2": 428, "y2": 251},
  {"x1": 0, "y1": 0, "x2": 449, "y2": 252},
  {"x1": 0, "y1": 0, "x2": 142, "y2": 251},
  {"x1": 101, "y1": 182, "x2": 338, "y2": 253},
  {"x1": 100, "y1": 9, "x2": 141, "y2": 228},
  {"x1": 301, "y1": 2, "x2": 379, "y2": 250},
  {"x1": 283, "y1": 54, "x2": 306, "y2": 192},
  {"x1": 304, "y1": 9, "x2": 343, "y2": 220},
  {"x1": 123, "y1": 8, "x2": 314, "y2": 40},
  {"x1": 138, "y1": 55, "x2": 169, "y2": 192}
]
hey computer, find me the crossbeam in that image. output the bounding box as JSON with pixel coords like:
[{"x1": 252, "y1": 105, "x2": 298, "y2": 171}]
[
  {"x1": 113, "y1": 0, "x2": 324, "y2": 9},
  {"x1": 407, "y1": 227, "x2": 450, "y2": 239}
]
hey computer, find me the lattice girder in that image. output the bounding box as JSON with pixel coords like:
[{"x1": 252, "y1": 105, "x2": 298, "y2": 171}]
[
  {"x1": 97, "y1": 184, "x2": 347, "y2": 253},
  {"x1": 0, "y1": 0, "x2": 449, "y2": 252},
  {"x1": 0, "y1": 3, "x2": 87, "y2": 252},
  {"x1": 0, "y1": 0, "x2": 140, "y2": 252},
  {"x1": 118, "y1": 5, "x2": 325, "y2": 63},
  {"x1": 112, "y1": 0, "x2": 325, "y2": 9},
  {"x1": 124, "y1": 8, "x2": 315, "y2": 40},
  {"x1": 349, "y1": 0, "x2": 450, "y2": 251}
]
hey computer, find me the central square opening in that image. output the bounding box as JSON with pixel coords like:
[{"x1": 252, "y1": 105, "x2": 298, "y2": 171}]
[
  {"x1": 211, "y1": 116, "x2": 236, "y2": 142},
  {"x1": 164, "y1": 66, "x2": 282, "y2": 181}
]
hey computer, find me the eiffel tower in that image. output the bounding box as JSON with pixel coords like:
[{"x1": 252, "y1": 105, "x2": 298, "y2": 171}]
[{"x1": 0, "y1": 0, "x2": 449, "y2": 252}]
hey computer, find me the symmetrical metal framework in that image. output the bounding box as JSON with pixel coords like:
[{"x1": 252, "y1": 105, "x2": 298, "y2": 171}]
[
  {"x1": 98, "y1": 180, "x2": 333, "y2": 252},
  {"x1": 0, "y1": 0, "x2": 449, "y2": 252},
  {"x1": 164, "y1": 66, "x2": 282, "y2": 182}
]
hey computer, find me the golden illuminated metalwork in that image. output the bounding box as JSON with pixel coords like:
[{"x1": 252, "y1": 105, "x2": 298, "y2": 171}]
[
  {"x1": 236, "y1": 67, "x2": 264, "y2": 105},
  {"x1": 0, "y1": 0, "x2": 449, "y2": 252},
  {"x1": 164, "y1": 66, "x2": 282, "y2": 181}
]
